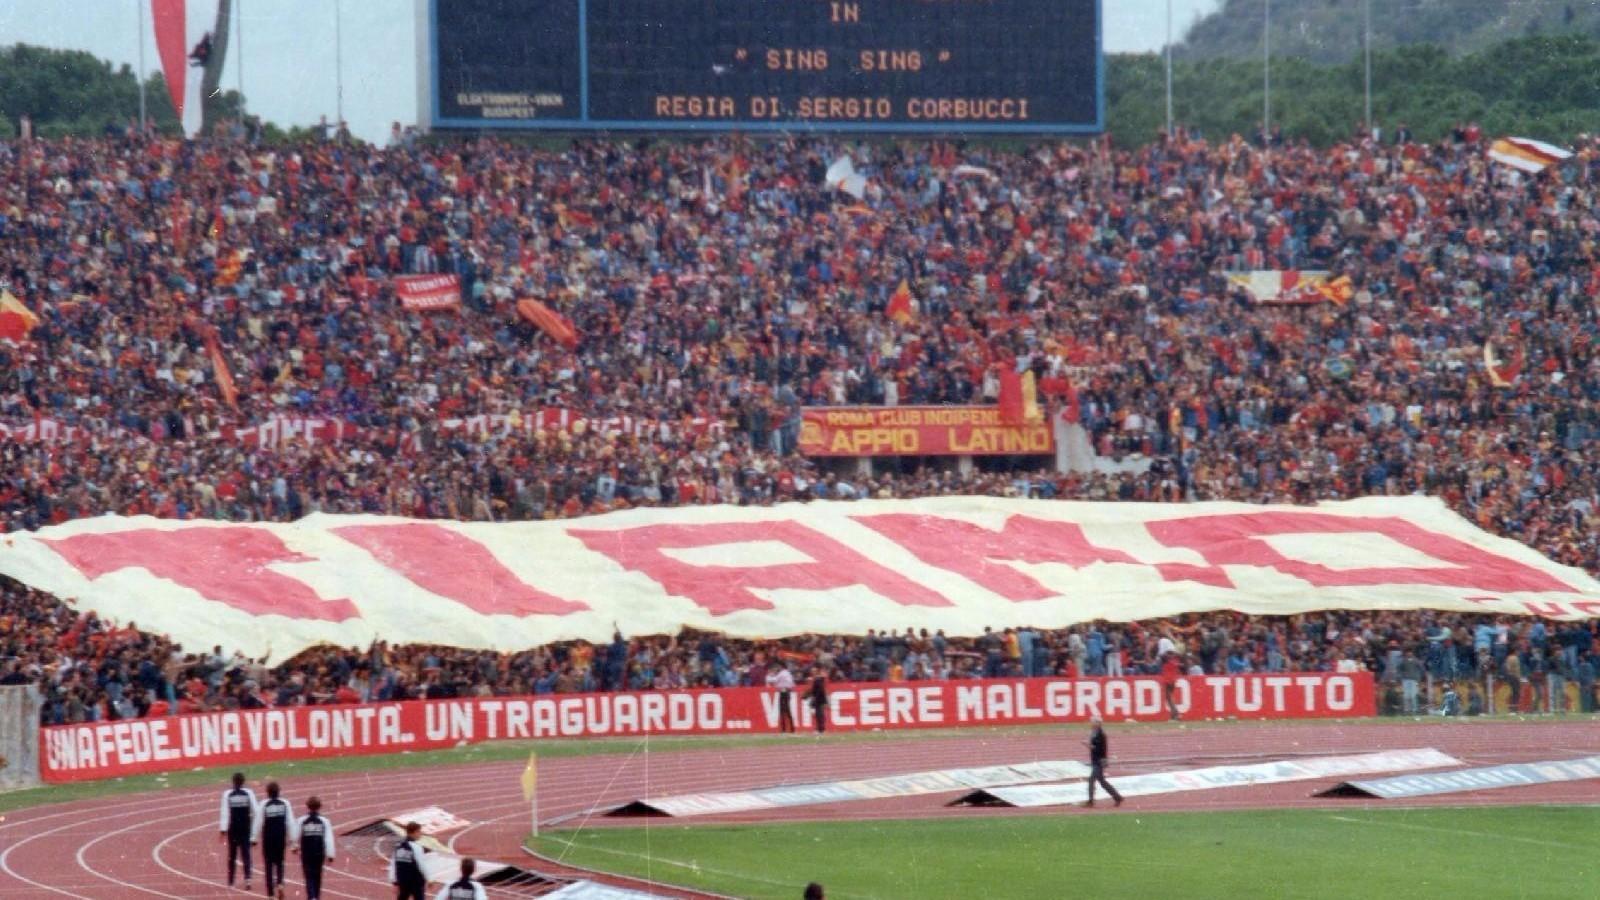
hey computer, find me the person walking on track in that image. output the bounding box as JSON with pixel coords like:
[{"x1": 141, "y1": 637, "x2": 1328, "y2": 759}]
[
  {"x1": 435, "y1": 857, "x2": 487, "y2": 900},
  {"x1": 806, "y1": 667, "x2": 829, "y2": 734},
  {"x1": 294, "y1": 796, "x2": 336, "y2": 899},
  {"x1": 1084, "y1": 716, "x2": 1123, "y2": 807},
  {"x1": 256, "y1": 781, "x2": 293, "y2": 899},
  {"x1": 390, "y1": 821, "x2": 429, "y2": 900},
  {"x1": 218, "y1": 772, "x2": 259, "y2": 890}
]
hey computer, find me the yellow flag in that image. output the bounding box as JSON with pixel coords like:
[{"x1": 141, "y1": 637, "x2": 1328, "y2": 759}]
[
  {"x1": 1020, "y1": 371, "x2": 1043, "y2": 423},
  {"x1": 520, "y1": 751, "x2": 538, "y2": 803}
]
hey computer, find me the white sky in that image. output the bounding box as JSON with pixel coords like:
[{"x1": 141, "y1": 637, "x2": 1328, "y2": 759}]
[{"x1": 0, "y1": 0, "x2": 1222, "y2": 144}]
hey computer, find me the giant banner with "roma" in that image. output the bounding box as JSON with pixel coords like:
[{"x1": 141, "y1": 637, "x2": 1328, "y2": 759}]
[
  {"x1": 798, "y1": 406, "x2": 1054, "y2": 456},
  {"x1": 1, "y1": 497, "x2": 1597, "y2": 664}
]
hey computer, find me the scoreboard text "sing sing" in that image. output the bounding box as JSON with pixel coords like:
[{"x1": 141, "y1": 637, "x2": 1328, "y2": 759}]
[{"x1": 429, "y1": 0, "x2": 1102, "y2": 133}]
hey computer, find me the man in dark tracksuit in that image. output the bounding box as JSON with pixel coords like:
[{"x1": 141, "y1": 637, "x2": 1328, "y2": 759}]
[
  {"x1": 218, "y1": 772, "x2": 259, "y2": 890},
  {"x1": 389, "y1": 821, "x2": 429, "y2": 900},
  {"x1": 434, "y1": 857, "x2": 488, "y2": 900},
  {"x1": 294, "y1": 796, "x2": 336, "y2": 900},
  {"x1": 1084, "y1": 716, "x2": 1123, "y2": 807},
  {"x1": 256, "y1": 781, "x2": 293, "y2": 900},
  {"x1": 806, "y1": 668, "x2": 828, "y2": 733}
]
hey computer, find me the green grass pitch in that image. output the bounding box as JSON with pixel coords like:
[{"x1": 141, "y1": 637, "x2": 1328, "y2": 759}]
[{"x1": 531, "y1": 806, "x2": 1600, "y2": 899}]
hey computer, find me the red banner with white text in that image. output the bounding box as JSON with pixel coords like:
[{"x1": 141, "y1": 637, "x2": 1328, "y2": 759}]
[
  {"x1": 394, "y1": 274, "x2": 461, "y2": 312},
  {"x1": 37, "y1": 673, "x2": 1373, "y2": 783},
  {"x1": 799, "y1": 406, "x2": 1054, "y2": 456}
]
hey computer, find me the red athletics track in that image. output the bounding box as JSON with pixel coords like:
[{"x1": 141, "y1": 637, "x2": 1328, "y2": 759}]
[{"x1": 0, "y1": 720, "x2": 1596, "y2": 898}]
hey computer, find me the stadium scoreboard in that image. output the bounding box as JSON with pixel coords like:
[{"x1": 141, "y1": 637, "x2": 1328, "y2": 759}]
[{"x1": 427, "y1": 0, "x2": 1102, "y2": 133}]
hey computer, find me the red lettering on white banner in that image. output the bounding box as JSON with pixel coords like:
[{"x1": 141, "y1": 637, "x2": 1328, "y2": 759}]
[
  {"x1": 856, "y1": 514, "x2": 1230, "y2": 599},
  {"x1": 333, "y1": 523, "x2": 587, "y2": 616},
  {"x1": 8, "y1": 499, "x2": 1597, "y2": 665},
  {"x1": 567, "y1": 521, "x2": 954, "y2": 614},
  {"x1": 1146, "y1": 512, "x2": 1575, "y2": 592},
  {"x1": 41, "y1": 528, "x2": 356, "y2": 620}
]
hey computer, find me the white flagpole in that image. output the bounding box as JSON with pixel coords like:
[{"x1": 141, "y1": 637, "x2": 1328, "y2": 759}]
[
  {"x1": 137, "y1": 0, "x2": 147, "y2": 130},
  {"x1": 334, "y1": 0, "x2": 345, "y2": 127},
  {"x1": 1263, "y1": 0, "x2": 1271, "y2": 139},
  {"x1": 236, "y1": 0, "x2": 245, "y2": 112},
  {"x1": 1164, "y1": 0, "x2": 1173, "y2": 137},
  {"x1": 531, "y1": 785, "x2": 539, "y2": 838},
  {"x1": 1363, "y1": 0, "x2": 1372, "y2": 138}
]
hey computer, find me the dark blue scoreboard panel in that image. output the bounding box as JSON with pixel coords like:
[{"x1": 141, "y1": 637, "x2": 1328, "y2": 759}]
[{"x1": 430, "y1": 0, "x2": 1102, "y2": 133}]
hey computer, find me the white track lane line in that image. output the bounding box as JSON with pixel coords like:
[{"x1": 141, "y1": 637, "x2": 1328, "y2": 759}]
[
  {"x1": 1325, "y1": 814, "x2": 1597, "y2": 851},
  {"x1": 145, "y1": 765, "x2": 602, "y2": 899},
  {"x1": 137, "y1": 765, "x2": 570, "y2": 899},
  {"x1": 167, "y1": 748, "x2": 895, "y2": 897},
  {"x1": 15, "y1": 723, "x2": 1570, "y2": 898},
  {"x1": 139, "y1": 751, "x2": 839, "y2": 898},
  {"x1": 30, "y1": 742, "x2": 1330, "y2": 898},
  {"x1": 0, "y1": 739, "x2": 1295, "y2": 899}
]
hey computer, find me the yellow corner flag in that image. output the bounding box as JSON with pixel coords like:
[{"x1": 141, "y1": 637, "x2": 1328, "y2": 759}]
[
  {"x1": 522, "y1": 751, "x2": 540, "y2": 837},
  {"x1": 521, "y1": 751, "x2": 538, "y2": 803}
]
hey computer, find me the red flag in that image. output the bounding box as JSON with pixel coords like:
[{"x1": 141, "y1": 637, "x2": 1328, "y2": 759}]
[
  {"x1": 0, "y1": 291, "x2": 41, "y2": 343},
  {"x1": 886, "y1": 280, "x2": 914, "y2": 324},
  {"x1": 997, "y1": 368, "x2": 1024, "y2": 424},
  {"x1": 205, "y1": 335, "x2": 239, "y2": 410},
  {"x1": 1484, "y1": 341, "x2": 1524, "y2": 388},
  {"x1": 150, "y1": 0, "x2": 188, "y2": 124},
  {"x1": 517, "y1": 298, "x2": 580, "y2": 350}
]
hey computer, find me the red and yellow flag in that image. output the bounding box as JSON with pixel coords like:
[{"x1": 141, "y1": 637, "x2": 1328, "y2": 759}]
[
  {"x1": 0, "y1": 291, "x2": 41, "y2": 343},
  {"x1": 216, "y1": 250, "x2": 243, "y2": 287},
  {"x1": 205, "y1": 335, "x2": 239, "y2": 410},
  {"x1": 886, "y1": 280, "x2": 915, "y2": 325},
  {"x1": 1317, "y1": 275, "x2": 1354, "y2": 307}
]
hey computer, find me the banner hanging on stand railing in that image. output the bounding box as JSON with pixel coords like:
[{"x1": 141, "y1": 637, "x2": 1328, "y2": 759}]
[{"x1": 36, "y1": 672, "x2": 1373, "y2": 783}]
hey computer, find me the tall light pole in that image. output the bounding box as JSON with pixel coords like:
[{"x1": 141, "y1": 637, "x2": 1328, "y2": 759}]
[
  {"x1": 1263, "y1": 0, "x2": 1271, "y2": 141},
  {"x1": 1363, "y1": 0, "x2": 1372, "y2": 138},
  {"x1": 137, "y1": 0, "x2": 147, "y2": 130},
  {"x1": 1165, "y1": 0, "x2": 1174, "y2": 137},
  {"x1": 335, "y1": 0, "x2": 345, "y2": 126}
]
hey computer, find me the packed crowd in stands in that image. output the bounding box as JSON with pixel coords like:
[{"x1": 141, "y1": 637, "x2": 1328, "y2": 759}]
[
  {"x1": 3, "y1": 120, "x2": 1600, "y2": 721},
  {"x1": 6, "y1": 573, "x2": 1598, "y2": 724}
]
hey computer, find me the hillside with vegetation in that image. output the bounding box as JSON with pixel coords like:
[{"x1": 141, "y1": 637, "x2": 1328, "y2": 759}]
[
  {"x1": 1182, "y1": 0, "x2": 1600, "y2": 63},
  {"x1": 1108, "y1": 34, "x2": 1600, "y2": 146}
]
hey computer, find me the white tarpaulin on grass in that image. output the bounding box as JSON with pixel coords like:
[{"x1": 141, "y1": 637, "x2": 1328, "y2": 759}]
[
  {"x1": 1318, "y1": 756, "x2": 1600, "y2": 799},
  {"x1": 545, "y1": 883, "x2": 669, "y2": 900},
  {"x1": 952, "y1": 748, "x2": 1461, "y2": 808},
  {"x1": 1, "y1": 497, "x2": 1597, "y2": 663},
  {"x1": 611, "y1": 759, "x2": 1092, "y2": 818}
]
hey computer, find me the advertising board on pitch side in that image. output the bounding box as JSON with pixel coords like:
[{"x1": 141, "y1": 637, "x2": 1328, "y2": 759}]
[{"x1": 37, "y1": 673, "x2": 1373, "y2": 782}]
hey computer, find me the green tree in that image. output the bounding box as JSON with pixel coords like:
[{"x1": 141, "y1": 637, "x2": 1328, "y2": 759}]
[
  {"x1": 1107, "y1": 34, "x2": 1600, "y2": 148},
  {"x1": 0, "y1": 42, "x2": 243, "y2": 138}
]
